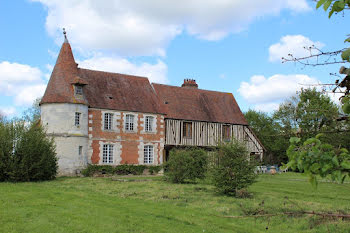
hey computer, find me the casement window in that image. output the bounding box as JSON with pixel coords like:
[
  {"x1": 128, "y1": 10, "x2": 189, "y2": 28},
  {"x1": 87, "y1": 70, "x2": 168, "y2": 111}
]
[
  {"x1": 75, "y1": 112, "x2": 81, "y2": 126},
  {"x1": 183, "y1": 122, "x2": 192, "y2": 139},
  {"x1": 144, "y1": 145, "x2": 154, "y2": 164},
  {"x1": 145, "y1": 116, "x2": 154, "y2": 132},
  {"x1": 102, "y1": 144, "x2": 113, "y2": 164},
  {"x1": 125, "y1": 114, "x2": 134, "y2": 131},
  {"x1": 104, "y1": 113, "x2": 113, "y2": 130},
  {"x1": 75, "y1": 85, "x2": 83, "y2": 95},
  {"x1": 222, "y1": 125, "x2": 231, "y2": 141}
]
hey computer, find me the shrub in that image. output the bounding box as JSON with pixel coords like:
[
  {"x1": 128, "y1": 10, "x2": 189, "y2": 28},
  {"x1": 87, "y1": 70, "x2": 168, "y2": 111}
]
[
  {"x1": 0, "y1": 120, "x2": 58, "y2": 182},
  {"x1": 81, "y1": 164, "x2": 162, "y2": 177},
  {"x1": 210, "y1": 140, "x2": 257, "y2": 196},
  {"x1": 164, "y1": 148, "x2": 207, "y2": 183}
]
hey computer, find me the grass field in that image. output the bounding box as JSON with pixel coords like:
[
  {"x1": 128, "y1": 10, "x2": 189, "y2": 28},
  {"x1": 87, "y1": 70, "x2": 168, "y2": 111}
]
[{"x1": 1, "y1": 173, "x2": 350, "y2": 233}]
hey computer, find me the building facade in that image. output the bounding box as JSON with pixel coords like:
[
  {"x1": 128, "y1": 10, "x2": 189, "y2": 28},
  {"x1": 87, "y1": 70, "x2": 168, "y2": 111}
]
[{"x1": 40, "y1": 34, "x2": 264, "y2": 175}]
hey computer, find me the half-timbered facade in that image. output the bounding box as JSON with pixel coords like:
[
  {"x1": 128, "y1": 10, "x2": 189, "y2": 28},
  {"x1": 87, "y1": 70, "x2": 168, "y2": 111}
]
[{"x1": 40, "y1": 32, "x2": 264, "y2": 175}]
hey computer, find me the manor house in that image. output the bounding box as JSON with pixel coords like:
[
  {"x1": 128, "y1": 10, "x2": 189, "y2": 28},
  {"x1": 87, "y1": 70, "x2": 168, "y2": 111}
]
[{"x1": 40, "y1": 32, "x2": 264, "y2": 175}]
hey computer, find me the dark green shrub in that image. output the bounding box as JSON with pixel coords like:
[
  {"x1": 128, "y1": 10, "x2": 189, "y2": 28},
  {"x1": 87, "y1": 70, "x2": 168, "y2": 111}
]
[
  {"x1": 149, "y1": 165, "x2": 162, "y2": 175},
  {"x1": 210, "y1": 140, "x2": 257, "y2": 196},
  {"x1": 164, "y1": 148, "x2": 207, "y2": 183},
  {"x1": 0, "y1": 120, "x2": 57, "y2": 182}
]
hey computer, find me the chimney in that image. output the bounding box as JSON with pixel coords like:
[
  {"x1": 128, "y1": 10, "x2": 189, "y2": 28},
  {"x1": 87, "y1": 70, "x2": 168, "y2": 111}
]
[{"x1": 181, "y1": 79, "x2": 198, "y2": 89}]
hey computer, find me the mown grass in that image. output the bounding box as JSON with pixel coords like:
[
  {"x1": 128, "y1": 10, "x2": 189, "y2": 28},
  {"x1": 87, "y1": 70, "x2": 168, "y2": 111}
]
[{"x1": 0, "y1": 173, "x2": 349, "y2": 233}]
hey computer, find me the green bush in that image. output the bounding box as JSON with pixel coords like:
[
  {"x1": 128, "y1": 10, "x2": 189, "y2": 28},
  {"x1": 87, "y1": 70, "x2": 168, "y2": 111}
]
[
  {"x1": 164, "y1": 148, "x2": 207, "y2": 183},
  {"x1": 81, "y1": 164, "x2": 162, "y2": 177},
  {"x1": 0, "y1": 120, "x2": 58, "y2": 182},
  {"x1": 210, "y1": 140, "x2": 257, "y2": 196}
]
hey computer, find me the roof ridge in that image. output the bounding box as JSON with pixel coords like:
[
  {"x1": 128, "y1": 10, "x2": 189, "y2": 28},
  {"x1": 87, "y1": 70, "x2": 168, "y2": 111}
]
[
  {"x1": 79, "y1": 68, "x2": 148, "y2": 80},
  {"x1": 152, "y1": 82, "x2": 233, "y2": 95}
]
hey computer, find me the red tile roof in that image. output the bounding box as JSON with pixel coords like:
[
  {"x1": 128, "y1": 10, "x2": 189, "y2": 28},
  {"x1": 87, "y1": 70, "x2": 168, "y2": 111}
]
[
  {"x1": 152, "y1": 83, "x2": 248, "y2": 125},
  {"x1": 78, "y1": 69, "x2": 164, "y2": 114},
  {"x1": 41, "y1": 40, "x2": 247, "y2": 124}
]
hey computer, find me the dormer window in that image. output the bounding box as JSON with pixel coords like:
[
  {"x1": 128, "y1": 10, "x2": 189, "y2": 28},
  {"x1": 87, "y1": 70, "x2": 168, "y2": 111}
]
[{"x1": 75, "y1": 85, "x2": 83, "y2": 95}]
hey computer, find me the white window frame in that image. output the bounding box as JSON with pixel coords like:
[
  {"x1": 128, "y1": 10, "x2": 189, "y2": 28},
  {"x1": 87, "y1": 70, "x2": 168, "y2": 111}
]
[
  {"x1": 102, "y1": 144, "x2": 114, "y2": 164},
  {"x1": 125, "y1": 114, "x2": 135, "y2": 131},
  {"x1": 75, "y1": 112, "x2": 81, "y2": 126},
  {"x1": 144, "y1": 145, "x2": 154, "y2": 164},
  {"x1": 104, "y1": 113, "x2": 113, "y2": 130},
  {"x1": 145, "y1": 116, "x2": 154, "y2": 132}
]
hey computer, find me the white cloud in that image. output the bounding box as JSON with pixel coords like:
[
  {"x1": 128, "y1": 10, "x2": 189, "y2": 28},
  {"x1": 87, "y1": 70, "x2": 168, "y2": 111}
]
[
  {"x1": 33, "y1": 0, "x2": 310, "y2": 56},
  {"x1": 269, "y1": 35, "x2": 324, "y2": 62},
  {"x1": 78, "y1": 56, "x2": 168, "y2": 84},
  {"x1": 0, "y1": 107, "x2": 16, "y2": 117},
  {"x1": 238, "y1": 74, "x2": 320, "y2": 112},
  {"x1": 0, "y1": 61, "x2": 47, "y2": 107}
]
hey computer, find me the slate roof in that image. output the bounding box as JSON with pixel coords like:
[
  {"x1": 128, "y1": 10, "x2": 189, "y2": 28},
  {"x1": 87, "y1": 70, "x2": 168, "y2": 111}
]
[{"x1": 152, "y1": 83, "x2": 248, "y2": 125}]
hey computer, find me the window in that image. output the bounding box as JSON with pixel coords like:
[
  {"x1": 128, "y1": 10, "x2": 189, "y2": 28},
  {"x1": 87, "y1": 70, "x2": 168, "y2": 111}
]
[
  {"x1": 222, "y1": 125, "x2": 231, "y2": 141},
  {"x1": 75, "y1": 112, "x2": 81, "y2": 126},
  {"x1": 183, "y1": 122, "x2": 192, "y2": 139},
  {"x1": 125, "y1": 114, "x2": 134, "y2": 131},
  {"x1": 78, "y1": 146, "x2": 82, "y2": 156},
  {"x1": 75, "y1": 85, "x2": 83, "y2": 95},
  {"x1": 144, "y1": 145, "x2": 153, "y2": 164},
  {"x1": 145, "y1": 116, "x2": 154, "y2": 132},
  {"x1": 104, "y1": 113, "x2": 113, "y2": 130},
  {"x1": 102, "y1": 144, "x2": 113, "y2": 164}
]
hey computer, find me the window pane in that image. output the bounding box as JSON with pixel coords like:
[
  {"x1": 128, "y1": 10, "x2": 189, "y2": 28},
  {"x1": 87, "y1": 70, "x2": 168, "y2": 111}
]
[
  {"x1": 75, "y1": 86, "x2": 83, "y2": 95},
  {"x1": 145, "y1": 116, "x2": 153, "y2": 132},
  {"x1": 104, "y1": 113, "x2": 112, "y2": 130},
  {"x1": 144, "y1": 145, "x2": 153, "y2": 164},
  {"x1": 126, "y1": 114, "x2": 134, "y2": 131}
]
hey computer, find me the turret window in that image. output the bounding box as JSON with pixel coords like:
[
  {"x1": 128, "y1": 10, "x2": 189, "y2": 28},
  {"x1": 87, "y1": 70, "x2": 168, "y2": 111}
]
[
  {"x1": 75, "y1": 112, "x2": 81, "y2": 126},
  {"x1": 75, "y1": 85, "x2": 83, "y2": 95},
  {"x1": 104, "y1": 113, "x2": 113, "y2": 130}
]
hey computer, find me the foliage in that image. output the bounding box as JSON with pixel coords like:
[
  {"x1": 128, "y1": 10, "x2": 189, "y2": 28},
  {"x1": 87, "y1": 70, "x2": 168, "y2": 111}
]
[
  {"x1": 22, "y1": 97, "x2": 42, "y2": 123},
  {"x1": 244, "y1": 110, "x2": 289, "y2": 164},
  {"x1": 210, "y1": 140, "x2": 257, "y2": 196},
  {"x1": 81, "y1": 164, "x2": 162, "y2": 177},
  {"x1": 0, "y1": 119, "x2": 58, "y2": 182},
  {"x1": 164, "y1": 148, "x2": 207, "y2": 183},
  {"x1": 286, "y1": 134, "x2": 350, "y2": 187}
]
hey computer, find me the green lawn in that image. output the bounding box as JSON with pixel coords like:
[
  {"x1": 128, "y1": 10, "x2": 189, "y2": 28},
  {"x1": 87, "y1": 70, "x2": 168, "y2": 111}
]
[{"x1": 1, "y1": 173, "x2": 349, "y2": 233}]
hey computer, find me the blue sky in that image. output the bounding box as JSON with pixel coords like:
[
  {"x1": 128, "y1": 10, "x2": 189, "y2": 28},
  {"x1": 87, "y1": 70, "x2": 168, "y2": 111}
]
[{"x1": 0, "y1": 0, "x2": 348, "y2": 117}]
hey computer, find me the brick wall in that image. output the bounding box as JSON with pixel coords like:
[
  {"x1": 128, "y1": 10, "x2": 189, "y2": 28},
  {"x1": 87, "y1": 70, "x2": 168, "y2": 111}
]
[{"x1": 88, "y1": 108, "x2": 165, "y2": 165}]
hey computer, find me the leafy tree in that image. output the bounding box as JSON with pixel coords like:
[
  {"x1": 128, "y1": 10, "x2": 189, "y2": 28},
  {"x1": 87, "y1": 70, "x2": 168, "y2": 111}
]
[
  {"x1": 0, "y1": 119, "x2": 58, "y2": 182},
  {"x1": 210, "y1": 140, "x2": 257, "y2": 196},
  {"x1": 22, "y1": 97, "x2": 41, "y2": 123},
  {"x1": 244, "y1": 110, "x2": 289, "y2": 164},
  {"x1": 286, "y1": 134, "x2": 350, "y2": 187}
]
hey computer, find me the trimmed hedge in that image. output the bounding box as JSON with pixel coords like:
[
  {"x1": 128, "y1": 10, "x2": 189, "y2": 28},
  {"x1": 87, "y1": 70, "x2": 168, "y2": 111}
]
[{"x1": 81, "y1": 164, "x2": 162, "y2": 177}]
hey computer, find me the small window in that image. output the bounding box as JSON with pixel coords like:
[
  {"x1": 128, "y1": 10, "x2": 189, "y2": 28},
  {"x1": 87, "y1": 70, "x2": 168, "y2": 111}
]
[
  {"x1": 104, "y1": 113, "x2": 113, "y2": 130},
  {"x1": 144, "y1": 145, "x2": 153, "y2": 164},
  {"x1": 78, "y1": 146, "x2": 83, "y2": 155},
  {"x1": 125, "y1": 114, "x2": 134, "y2": 131},
  {"x1": 75, "y1": 86, "x2": 83, "y2": 95},
  {"x1": 145, "y1": 116, "x2": 154, "y2": 132},
  {"x1": 75, "y1": 112, "x2": 81, "y2": 126},
  {"x1": 222, "y1": 125, "x2": 231, "y2": 141},
  {"x1": 102, "y1": 144, "x2": 113, "y2": 164},
  {"x1": 183, "y1": 122, "x2": 192, "y2": 139}
]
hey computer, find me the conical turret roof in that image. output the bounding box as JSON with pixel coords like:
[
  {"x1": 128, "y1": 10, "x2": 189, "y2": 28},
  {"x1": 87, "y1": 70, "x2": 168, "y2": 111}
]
[{"x1": 41, "y1": 31, "x2": 88, "y2": 105}]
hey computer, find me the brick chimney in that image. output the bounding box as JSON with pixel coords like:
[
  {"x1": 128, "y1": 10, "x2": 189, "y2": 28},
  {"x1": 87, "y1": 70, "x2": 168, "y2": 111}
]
[{"x1": 181, "y1": 79, "x2": 198, "y2": 89}]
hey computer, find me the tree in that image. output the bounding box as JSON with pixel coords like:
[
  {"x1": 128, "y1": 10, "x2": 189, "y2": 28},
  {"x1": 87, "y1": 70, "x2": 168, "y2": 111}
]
[
  {"x1": 283, "y1": 2, "x2": 350, "y2": 184},
  {"x1": 244, "y1": 110, "x2": 289, "y2": 164},
  {"x1": 0, "y1": 119, "x2": 58, "y2": 182},
  {"x1": 210, "y1": 140, "x2": 257, "y2": 196}
]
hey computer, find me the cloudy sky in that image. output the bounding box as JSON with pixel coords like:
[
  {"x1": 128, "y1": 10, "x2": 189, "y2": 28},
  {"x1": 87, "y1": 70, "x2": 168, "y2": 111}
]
[{"x1": 0, "y1": 0, "x2": 347, "y2": 117}]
